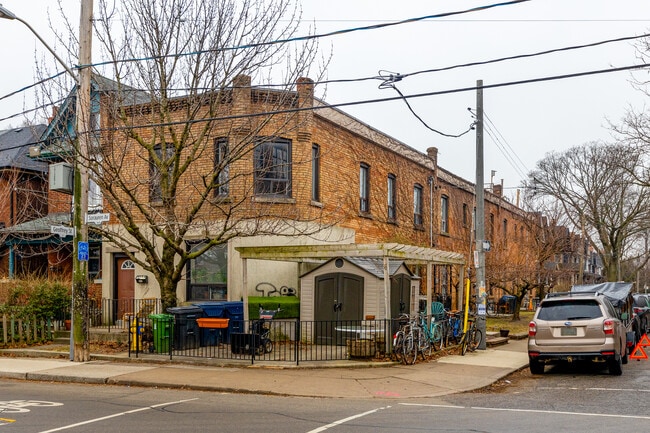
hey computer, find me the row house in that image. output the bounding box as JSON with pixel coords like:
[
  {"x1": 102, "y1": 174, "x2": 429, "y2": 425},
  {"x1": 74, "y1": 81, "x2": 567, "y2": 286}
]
[
  {"x1": 0, "y1": 124, "x2": 49, "y2": 278},
  {"x1": 25, "y1": 75, "x2": 537, "y2": 323}
]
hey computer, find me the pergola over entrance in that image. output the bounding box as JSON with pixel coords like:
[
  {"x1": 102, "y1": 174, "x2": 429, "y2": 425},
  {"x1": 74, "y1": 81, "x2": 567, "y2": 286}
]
[{"x1": 235, "y1": 242, "x2": 467, "y2": 321}]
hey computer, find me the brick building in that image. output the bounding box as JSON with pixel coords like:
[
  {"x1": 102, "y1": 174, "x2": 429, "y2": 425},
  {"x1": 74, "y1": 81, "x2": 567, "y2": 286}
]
[{"x1": 31, "y1": 75, "x2": 537, "y2": 321}]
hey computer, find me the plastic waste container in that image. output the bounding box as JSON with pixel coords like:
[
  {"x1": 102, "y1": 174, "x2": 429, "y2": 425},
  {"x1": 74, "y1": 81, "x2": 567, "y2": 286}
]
[
  {"x1": 167, "y1": 306, "x2": 202, "y2": 350},
  {"x1": 149, "y1": 313, "x2": 173, "y2": 354},
  {"x1": 193, "y1": 301, "x2": 244, "y2": 344}
]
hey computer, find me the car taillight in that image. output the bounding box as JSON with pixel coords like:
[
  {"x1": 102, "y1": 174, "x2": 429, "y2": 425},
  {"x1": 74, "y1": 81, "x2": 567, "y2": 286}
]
[
  {"x1": 528, "y1": 321, "x2": 536, "y2": 337},
  {"x1": 603, "y1": 319, "x2": 615, "y2": 335}
]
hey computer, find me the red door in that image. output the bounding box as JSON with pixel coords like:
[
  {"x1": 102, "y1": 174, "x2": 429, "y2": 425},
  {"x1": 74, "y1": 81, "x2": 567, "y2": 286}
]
[{"x1": 116, "y1": 256, "x2": 135, "y2": 321}]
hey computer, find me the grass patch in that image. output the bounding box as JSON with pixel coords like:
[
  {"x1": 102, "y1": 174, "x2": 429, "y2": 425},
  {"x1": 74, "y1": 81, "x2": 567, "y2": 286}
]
[{"x1": 485, "y1": 311, "x2": 534, "y2": 335}]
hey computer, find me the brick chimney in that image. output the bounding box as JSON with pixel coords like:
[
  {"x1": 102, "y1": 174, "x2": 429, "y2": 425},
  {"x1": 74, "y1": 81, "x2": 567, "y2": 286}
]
[
  {"x1": 296, "y1": 77, "x2": 314, "y2": 142},
  {"x1": 231, "y1": 75, "x2": 251, "y2": 134}
]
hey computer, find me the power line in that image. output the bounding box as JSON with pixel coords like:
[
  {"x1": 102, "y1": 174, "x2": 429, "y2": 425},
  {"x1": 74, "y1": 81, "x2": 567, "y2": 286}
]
[
  {"x1": 484, "y1": 111, "x2": 530, "y2": 176},
  {"x1": 39, "y1": 61, "x2": 650, "y2": 139},
  {"x1": 5, "y1": 27, "x2": 646, "y2": 124},
  {"x1": 1, "y1": 0, "x2": 530, "y2": 102}
]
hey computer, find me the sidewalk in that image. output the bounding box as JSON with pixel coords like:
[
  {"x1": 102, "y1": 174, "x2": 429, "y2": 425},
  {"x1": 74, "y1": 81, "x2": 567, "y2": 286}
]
[{"x1": 0, "y1": 338, "x2": 529, "y2": 399}]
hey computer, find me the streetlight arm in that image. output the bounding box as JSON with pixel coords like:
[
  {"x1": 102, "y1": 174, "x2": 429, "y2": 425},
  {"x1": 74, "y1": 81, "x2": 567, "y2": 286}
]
[{"x1": 0, "y1": 4, "x2": 78, "y2": 82}]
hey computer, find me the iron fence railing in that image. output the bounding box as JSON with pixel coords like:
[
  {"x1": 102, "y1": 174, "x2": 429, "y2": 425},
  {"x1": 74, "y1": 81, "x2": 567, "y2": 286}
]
[{"x1": 127, "y1": 317, "x2": 397, "y2": 365}]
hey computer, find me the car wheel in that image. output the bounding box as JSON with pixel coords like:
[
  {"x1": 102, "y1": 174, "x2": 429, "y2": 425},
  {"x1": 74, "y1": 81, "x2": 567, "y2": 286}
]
[
  {"x1": 529, "y1": 358, "x2": 544, "y2": 375},
  {"x1": 608, "y1": 353, "x2": 623, "y2": 376},
  {"x1": 622, "y1": 344, "x2": 629, "y2": 365}
]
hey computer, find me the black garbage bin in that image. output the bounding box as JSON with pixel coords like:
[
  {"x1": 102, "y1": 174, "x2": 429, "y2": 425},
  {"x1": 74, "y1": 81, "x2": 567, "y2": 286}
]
[{"x1": 167, "y1": 306, "x2": 202, "y2": 350}]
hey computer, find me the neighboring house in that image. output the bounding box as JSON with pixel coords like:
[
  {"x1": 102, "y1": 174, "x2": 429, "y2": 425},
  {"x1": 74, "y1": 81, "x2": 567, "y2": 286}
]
[
  {"x1": 0, "y1": 125, "x2": 48, "y2": 278},
  {"x1": 30, "y1": 74, "x2": 542, "y2": 323}
]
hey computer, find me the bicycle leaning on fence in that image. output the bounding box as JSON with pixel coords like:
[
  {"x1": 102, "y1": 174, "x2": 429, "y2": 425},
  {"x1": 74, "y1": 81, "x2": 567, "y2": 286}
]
[{"x1": 392, "y1": 314, "x2": 430, "y2": 365}]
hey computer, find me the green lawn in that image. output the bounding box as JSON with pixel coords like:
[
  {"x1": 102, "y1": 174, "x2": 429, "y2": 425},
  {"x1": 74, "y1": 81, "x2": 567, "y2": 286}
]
[{"x1": 485, "y1": 310, "x2": 534, "y2": 335}]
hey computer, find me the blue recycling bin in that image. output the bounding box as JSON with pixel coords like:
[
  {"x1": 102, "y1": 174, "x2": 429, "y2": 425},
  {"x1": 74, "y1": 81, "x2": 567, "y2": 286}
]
[{"x1": 193, "y1": 301, "x2": 244, "y2": 345}]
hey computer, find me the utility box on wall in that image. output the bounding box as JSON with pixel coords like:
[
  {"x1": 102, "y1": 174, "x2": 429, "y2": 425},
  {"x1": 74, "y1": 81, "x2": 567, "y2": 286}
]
[{"x1": 49, "y1": 162, "x2": 73, "y2": 194}]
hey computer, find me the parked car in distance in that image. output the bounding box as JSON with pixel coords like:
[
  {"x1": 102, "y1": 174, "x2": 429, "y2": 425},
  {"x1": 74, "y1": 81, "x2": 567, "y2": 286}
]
[
  {"x1": 632, "y1": 294, "x2": 650, "y2": 337},
  {"x1": 528, "y1": 292, "x2": 628, "y2": 376}
]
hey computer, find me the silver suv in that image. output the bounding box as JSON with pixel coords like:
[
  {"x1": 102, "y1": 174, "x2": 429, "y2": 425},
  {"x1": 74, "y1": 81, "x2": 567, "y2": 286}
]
[{"x1": 528, "y1": 292, "x2": 628, "y2": 375}]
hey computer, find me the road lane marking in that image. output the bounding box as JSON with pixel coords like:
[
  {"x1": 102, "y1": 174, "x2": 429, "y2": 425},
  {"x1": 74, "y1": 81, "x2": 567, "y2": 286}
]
[
  {"x1": 306, "y1": 406, "x2": 391, "y2": 433},
  {"x1": 400, "y1": 403, "x2": 650, "y2": 420},
  {"x1": 539, "y1": 386, "x2": 650, "y2": 393},
  {"x1": 0, "y1": 417, "x2": 16, "y2": 425},
  {"x1": 37, "y1": 398, "x2": 198, "y2": 433}
]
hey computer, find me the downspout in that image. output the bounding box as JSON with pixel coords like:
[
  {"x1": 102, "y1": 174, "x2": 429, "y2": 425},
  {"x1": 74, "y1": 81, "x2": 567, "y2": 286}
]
[{"x1": 428, "y1": 176, "x2": 434, "y2": 247}]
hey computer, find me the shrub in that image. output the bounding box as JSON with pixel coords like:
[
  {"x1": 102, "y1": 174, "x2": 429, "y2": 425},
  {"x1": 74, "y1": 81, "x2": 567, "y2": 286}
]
[
  {"x1": 0, "y1": 279, "x2": 71, "y2": 320},
  {"x1": 26, "y1": 281, "x2": 71, "y2": 320}
]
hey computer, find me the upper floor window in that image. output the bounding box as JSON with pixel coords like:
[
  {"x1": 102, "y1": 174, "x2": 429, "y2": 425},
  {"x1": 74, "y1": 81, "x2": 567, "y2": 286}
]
[
  {"x1": 254, "y1": 138, "x2": 291, "y2": 197},
  {"x1": 462, "y1": 203, "x2": 468, "y2": 227},
  {"x1": 441, "y1": 195, "x2": 449, "y2": 234},
  {"x1": 360, "y1": 162, "x2": 370, "y2": 213},
  {"x1": 214, "y1": 138, "x2": 229, "y2": 197},
  {"x1": 387, "y1": 173, "x2": 396, "y2": 221},
  {"x1": 413, "y1": 183, "x2": 423, "y2": 227},
  {"x1": 312, "y1": 144, "x2": 320, "y2": 202},
  {"x1": 489, "y1": 213, "x2": 495, "y2": 237},
  {"x1": 150, "y1": 143, "x2": 175, "y2": 202}
]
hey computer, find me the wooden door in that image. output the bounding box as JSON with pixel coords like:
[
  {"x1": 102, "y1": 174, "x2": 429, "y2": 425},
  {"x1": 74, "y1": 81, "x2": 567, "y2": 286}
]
[{"x1": 116, "y1": 256, "x2": 135, "y2": 321}]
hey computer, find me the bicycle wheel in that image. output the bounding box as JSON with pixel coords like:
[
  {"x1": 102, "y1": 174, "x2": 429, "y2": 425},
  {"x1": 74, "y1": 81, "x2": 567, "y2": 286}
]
[
  {"x1": 403, "y1": 332, "x2": 417, "y2": 365},
  {"x1": 419, "y1": 328, "x2": 432, "y2": 359},
  {"x1": 392, "y1": 331, "x2": 405, "y2": 363},
  {"x1": 469, "y1": 328, "x2": 483, "y2": 352},
  {"x1": 430, "y1": 323, "x2": 443, "y2": 351},
  {"x1": 460, "y1": 332, "x2": 468, "y2": 356}
]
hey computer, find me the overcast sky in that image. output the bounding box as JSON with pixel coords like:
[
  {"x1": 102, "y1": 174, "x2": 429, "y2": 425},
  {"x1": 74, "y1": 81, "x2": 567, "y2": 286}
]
[{"x1": 1, "y1": 0, "x2": 649, "y2": 198}]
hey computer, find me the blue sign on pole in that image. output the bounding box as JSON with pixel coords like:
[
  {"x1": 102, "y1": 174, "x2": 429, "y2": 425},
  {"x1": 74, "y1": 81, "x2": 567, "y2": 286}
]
[{"x1": 78, "y1": 241, "x2": 89, "y2": 262}]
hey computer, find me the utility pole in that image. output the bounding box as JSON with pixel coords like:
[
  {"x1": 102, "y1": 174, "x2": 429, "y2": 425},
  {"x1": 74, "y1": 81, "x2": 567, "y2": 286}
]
[
  {"x1": 72, "y1": 0, "x2": 93, "y2": 362},
  {"x1": 475, "y1": 79, "x2": 487, "y2": 350}
]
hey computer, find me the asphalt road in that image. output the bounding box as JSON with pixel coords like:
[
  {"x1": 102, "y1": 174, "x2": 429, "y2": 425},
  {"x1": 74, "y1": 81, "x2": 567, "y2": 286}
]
[{"x1": 2, "y1": 356, "x2": 649, "y2": 433}]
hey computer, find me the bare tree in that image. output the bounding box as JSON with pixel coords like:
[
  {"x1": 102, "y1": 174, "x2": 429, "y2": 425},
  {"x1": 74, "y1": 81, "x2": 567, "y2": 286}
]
[
  {"x1": 526, "y1": 141, "x2": 650, "y2": 282},
  {"x1": 49, "y1": 0, "x2": 332, "y2": 309}
]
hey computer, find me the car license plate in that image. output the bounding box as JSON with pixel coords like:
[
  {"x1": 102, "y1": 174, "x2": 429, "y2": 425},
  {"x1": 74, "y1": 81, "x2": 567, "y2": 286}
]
[{"x1": 561, "y1": 327, "x2": 577, "y2": 336}]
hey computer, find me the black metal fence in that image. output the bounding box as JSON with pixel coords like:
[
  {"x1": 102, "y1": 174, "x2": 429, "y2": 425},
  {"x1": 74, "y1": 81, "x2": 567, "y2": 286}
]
[{"x1": 127, "y1": 316, "x2": 395, "y2": 365}]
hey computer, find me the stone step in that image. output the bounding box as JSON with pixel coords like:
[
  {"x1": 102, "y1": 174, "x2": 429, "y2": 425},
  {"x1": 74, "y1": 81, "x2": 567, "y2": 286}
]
[{"x1": 486, "y1": 336, "x2": 509, "y2": 347}]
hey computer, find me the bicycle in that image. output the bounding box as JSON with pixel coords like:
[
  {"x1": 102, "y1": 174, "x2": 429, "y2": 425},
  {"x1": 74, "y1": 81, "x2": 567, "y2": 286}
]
[
  {"x1": 393, "y1": 314, "x2": 427, "y2": 364},
  {"x1": 392, "y1": 314, "x2": 410, "y2": 364},
  {"x1": 419, "y1": 312, "x2": 443, "y2": 352},
  {"x1": 460, "y1": 314, "x2": 483, "y2": 356},
  {"x1": 444, "y1": 310, "x2": 464, "y2": 347}
]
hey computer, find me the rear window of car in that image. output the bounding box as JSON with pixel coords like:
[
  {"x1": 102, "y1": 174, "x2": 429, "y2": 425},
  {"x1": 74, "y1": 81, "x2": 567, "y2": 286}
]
[
  {"x1": 633, "y1": 296, "x2": 648, "y2": 308},
  {"x1": 537, "y1": 299, "x2": 603, "y2": 321}
]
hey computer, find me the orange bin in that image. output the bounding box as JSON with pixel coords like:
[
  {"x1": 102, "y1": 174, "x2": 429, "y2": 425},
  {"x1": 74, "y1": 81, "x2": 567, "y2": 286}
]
[{"x1": 197, "y1": 318, "x2": 229, "y2": 329}]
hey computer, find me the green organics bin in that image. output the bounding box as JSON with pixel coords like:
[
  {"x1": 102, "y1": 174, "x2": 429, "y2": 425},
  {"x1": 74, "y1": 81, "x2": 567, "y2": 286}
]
[{"x1": 149, "y1": 313, "x2": 173, "y2": 354}]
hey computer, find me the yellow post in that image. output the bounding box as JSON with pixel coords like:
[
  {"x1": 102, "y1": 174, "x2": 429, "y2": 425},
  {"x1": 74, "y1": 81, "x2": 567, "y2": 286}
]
[{"x1": 463, "y1": 277, "x2": 470, "y2": 333}]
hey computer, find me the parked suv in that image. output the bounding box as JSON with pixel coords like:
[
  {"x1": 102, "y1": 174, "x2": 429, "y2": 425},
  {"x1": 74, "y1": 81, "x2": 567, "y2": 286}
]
[{"x1": 528, "y1": 292, "x2": 628, "y2": 376}]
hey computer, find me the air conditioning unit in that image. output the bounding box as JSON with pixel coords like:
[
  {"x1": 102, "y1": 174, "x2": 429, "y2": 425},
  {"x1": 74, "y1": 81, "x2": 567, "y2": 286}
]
[{"x1": 49, "y1": 162, "x2": 73, "y2": 194}]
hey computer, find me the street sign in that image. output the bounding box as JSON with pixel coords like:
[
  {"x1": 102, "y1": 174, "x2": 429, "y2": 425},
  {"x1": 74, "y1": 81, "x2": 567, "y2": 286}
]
[
  {"x1": 50, "y1": 225, "x2": 75, "y2": 238},
  {"x1": 85, "y1": 213, "x2": 110, "y2": 224},
  {"x1": 78, "y1": 241, "x2": 89, "y2": 262}
]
